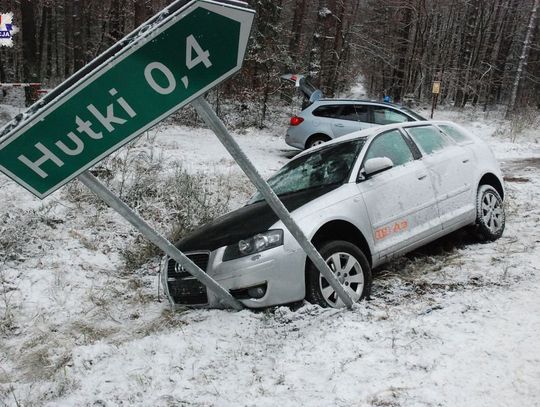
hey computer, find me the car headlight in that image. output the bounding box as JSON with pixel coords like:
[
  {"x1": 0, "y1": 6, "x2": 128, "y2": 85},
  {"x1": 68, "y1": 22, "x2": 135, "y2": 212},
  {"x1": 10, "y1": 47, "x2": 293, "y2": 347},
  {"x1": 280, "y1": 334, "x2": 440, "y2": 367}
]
[{"x1": 223, "y1": 229, "x2": 284, "y2": 261}]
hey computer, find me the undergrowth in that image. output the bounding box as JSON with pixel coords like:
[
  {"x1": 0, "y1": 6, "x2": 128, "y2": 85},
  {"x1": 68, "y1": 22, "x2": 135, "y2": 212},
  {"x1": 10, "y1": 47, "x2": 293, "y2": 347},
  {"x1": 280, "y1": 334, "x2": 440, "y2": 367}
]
[
  {"x1": 494, "y1": 106, "x2": 540, "y2": 142},
  {"x1": 61, "y1": 135, "x2": 236, "y2": 272}
]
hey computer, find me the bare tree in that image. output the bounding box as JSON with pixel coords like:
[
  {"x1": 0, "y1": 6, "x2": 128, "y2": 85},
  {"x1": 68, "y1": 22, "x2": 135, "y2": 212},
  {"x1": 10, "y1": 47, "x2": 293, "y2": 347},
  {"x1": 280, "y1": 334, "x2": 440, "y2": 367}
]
[
  {"x1": 507, "y1": 0, "x2": 539, "y2": 116},
  {"x1": 1, "y1": 0, "x2": 538, "y2": 116}
]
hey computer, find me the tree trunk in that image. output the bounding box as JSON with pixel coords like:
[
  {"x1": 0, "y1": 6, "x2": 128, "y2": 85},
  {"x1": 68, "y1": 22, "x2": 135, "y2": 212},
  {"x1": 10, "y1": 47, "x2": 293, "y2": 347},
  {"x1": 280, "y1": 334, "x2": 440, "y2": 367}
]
[
  {"x1": 64, "y1": 0, "x2": 73, "y2": 78},
  {"x1": 73, "y1": 0, "x2": 85, "y2": 71},
  {"x1": 20, "y1": 0, "x2": 38, "y2": 105},
  {"x1": 38, "y1": 4, "x2": 49, "y2": 80},
  {"x1": 506, "y1": 0, "x2": 538, "y2": 116},
  {"x1": 391, "y1": 1, "x2": 412, "y2": 103},
  {"x1": 289, "y1": 0, "x2": 307, "y2": 54},
  {"x1": 134, "y1": 0, "x2": 152, "y2": 26}
]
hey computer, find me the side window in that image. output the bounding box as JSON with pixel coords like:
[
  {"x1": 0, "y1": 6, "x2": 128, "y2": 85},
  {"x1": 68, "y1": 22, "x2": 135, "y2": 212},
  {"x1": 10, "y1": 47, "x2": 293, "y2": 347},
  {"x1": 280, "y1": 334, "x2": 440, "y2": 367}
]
[
  {"x1": 337, "y1": 105, "x2": 358, "y2": 121},
  {"x1": 407, "y1": 126, "x2": 451, "y2": 155},
  {"x1": 313, "y1": 105, "x2": 342, "y2": 119},
  {"x1": 371, "y1": 107, "x2": 411, "y2": 125},
  {"x1": 438, "y1": 124, "x2": 471, "y2": 143},
  {"x1": 354, "y1": 105, "x2": 370, "y2": 122},
  {"x1": 365, "y1": 130, "x2": 414, "y2": 167}
]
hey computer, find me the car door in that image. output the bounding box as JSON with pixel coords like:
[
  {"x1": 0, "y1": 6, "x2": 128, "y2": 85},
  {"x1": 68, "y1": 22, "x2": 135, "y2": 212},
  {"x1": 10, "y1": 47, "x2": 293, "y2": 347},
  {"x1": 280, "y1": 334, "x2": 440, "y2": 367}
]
[
  {"x1": 353, "y1": 104, "x2": 375, "y2": 129},
  {"x1": 356, "y1": 129, "x2": 441, "y2": 259},
  {"x1": 311, "y1": 104, "x2": 352, "y2": 138},
  {"x1": 330, "y1": 105, "x2": 362, "y2": 137},
  {"x1": 405, "y1": 125, "x2": 475, "y2": 229},
  {"x1": 324, "y1": 105, "x2": 358, "y2": 137}
]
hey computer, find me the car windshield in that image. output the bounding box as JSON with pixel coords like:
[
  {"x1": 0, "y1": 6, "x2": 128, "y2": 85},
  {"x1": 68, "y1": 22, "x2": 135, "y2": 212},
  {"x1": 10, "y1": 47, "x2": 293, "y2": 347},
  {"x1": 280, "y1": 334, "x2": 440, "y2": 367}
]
[
  {"x1": 400, "y1": 106, "x2": 427, "y2": 121},
  {"x1": 249, "y1": 138, "x2": 366, "y2": 204}
]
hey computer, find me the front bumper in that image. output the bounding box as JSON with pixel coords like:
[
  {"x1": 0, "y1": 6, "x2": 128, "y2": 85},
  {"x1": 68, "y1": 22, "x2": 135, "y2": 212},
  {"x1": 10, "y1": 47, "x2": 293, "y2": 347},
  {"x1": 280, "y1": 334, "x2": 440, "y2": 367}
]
[{"x1": 162, "y1": 243, "x2": 306, "y2": 309}]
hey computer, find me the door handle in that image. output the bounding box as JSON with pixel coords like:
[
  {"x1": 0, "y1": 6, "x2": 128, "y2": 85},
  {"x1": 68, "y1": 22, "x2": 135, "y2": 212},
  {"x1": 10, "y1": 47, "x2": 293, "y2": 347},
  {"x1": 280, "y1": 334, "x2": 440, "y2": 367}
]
[
  {"x1": 334, "y1": 123, "x2": 344, "y2": 127},
  {"x1": 462, "y1": 159, "x2": 470, "y2": 163},
  {"x1": 417, "y1": 173, "x2": 427, "y2": 180}
]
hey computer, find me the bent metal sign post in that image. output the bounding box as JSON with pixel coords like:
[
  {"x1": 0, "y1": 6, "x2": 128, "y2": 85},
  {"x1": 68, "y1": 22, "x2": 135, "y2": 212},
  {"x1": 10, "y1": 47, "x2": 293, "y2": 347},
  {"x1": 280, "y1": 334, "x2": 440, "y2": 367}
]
[
  {"x1": 0, "y1": 0, "x2": 355, "y2": 310},
  {"x1": 0, "y1": 0, "x2": 252, "y2": 198}
]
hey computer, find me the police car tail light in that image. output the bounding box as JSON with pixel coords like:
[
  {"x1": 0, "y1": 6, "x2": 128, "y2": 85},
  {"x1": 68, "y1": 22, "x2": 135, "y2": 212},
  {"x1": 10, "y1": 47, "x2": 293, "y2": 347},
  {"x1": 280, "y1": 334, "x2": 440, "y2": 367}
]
[{"x1": 290, "y1": 116, "x2": 304, "y2": 126}]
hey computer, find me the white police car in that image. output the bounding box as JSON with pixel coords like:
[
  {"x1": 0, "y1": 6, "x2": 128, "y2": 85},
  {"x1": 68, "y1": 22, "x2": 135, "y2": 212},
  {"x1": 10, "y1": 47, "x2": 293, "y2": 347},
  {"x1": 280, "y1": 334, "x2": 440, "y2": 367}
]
[{"x1": 286, "y1": 99, "x2": 426, "y2": 150}]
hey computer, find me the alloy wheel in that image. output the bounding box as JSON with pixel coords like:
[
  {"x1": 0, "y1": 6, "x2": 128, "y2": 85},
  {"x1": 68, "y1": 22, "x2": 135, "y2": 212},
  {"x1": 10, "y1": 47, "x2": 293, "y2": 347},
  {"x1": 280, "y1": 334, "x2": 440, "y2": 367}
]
[
  {"x1": 319, "y1": 251, "x2": 364, "y2": 307},
  {"x1": 481, "y1": 191, "x2": 504, "y2": 234}
]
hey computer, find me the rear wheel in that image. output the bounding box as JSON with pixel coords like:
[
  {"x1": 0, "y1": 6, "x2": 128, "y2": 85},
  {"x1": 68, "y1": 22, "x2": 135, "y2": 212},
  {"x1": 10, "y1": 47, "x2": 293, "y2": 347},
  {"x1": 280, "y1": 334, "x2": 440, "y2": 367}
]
[
  {"x1": 475, "y1": 184, "x2": 505, "y2": 240},
  {"x1": 305, "y1": 240, "x2": 371, "y2": 308},
  {"x1": 306, "y1": 134, "x2": 330, "y2": 149}
]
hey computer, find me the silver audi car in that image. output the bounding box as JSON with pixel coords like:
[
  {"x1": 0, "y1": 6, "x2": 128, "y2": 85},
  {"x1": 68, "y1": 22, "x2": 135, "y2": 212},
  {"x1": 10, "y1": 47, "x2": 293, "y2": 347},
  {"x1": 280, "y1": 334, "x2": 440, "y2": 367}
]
[{"x1": 162, "y1": 121, "x2": 505, "y2": 309}]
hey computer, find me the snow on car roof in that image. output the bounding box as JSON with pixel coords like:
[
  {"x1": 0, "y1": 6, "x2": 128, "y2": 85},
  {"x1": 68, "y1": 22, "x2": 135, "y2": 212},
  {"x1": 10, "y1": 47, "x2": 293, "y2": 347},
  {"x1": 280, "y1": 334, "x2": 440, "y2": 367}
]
[
  {"x1": 317, "y1": 98, "x2": 405, "y2": 108},
  {"x1": 293, "y1": 120, "x2": 472, "y2": 159}
]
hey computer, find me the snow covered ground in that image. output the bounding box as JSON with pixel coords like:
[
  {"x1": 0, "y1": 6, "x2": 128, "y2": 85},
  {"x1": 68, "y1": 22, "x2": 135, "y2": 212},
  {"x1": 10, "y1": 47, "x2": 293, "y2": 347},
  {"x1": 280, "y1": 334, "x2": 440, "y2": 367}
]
[{"x1": 0, "y1": 102, "x2": 539, "y2": 406}]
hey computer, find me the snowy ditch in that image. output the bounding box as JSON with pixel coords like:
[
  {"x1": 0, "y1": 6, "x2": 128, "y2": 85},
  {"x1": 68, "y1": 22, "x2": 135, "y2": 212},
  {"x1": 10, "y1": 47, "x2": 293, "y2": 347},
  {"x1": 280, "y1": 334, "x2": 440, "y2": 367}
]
[{"x1": 0, "y1": 103, "x2": 539, "y2": 406}]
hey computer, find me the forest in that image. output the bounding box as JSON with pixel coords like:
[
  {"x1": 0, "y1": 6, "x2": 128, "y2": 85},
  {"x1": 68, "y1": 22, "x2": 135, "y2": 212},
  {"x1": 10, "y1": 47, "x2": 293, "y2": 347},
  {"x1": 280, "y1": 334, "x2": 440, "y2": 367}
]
[
  {"x1": 1, "y1": 3, "x2": 540, "y2": 405},
  {"x1": 0, "y1": 0, "x2": 538, "y2": 119}
]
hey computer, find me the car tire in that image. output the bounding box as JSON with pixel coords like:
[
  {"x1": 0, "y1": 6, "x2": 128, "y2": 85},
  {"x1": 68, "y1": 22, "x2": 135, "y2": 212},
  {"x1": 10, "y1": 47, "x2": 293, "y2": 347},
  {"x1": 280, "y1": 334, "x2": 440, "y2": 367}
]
[
  {"x1": 475, "y1": 184, "x2": 505, "y2": 241},
  {"x1": 306, "y1": 134, "x2": 330, "y2": 149},
  {"x1": 305, "y1": 240, "x2": 371, "y2": 308}
]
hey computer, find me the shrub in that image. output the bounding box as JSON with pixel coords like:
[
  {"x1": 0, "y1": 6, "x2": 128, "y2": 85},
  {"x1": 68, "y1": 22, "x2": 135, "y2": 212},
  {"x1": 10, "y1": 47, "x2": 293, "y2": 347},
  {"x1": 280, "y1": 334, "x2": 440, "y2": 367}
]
[
  {"x1": 120, "y1": 164, "x2": 234, "y2": 271},
  {"x1": 61, "y1": 136, "x2": 236, "y2": 271}
]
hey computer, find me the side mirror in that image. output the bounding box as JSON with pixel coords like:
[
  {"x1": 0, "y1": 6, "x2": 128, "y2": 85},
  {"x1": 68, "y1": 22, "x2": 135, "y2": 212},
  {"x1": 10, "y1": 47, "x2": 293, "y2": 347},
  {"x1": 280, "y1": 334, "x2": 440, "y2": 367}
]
[{"x1": 363, "y1": 157, "x2": 394, "y2": 177}]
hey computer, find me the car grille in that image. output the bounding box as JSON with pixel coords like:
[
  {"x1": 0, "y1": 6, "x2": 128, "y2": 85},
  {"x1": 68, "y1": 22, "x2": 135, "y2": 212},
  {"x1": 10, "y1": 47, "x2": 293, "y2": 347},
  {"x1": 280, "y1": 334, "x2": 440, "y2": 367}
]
[{"x1": 166, "y1": 252, "x2": 209, "y2": 305}]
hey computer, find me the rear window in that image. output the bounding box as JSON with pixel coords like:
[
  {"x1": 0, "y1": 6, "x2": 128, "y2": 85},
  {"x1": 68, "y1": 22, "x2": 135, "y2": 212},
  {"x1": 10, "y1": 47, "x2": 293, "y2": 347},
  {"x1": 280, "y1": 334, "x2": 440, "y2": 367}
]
[
  {"x1": 407, "y1": 125, "x2": 451, "y2": 155},
  {"x1": 438, "y1": 124, "x2": 471, "y2": 143},
  {"x1": 314, "y1": 104, "x2": 371, "y2": 122},
  {"x1": 313, "y1": 105, "x2": 342, "y2": 119},
  {"x1": 337, "y1": 105, "x2": 358, "y2": 121},
  {"x1": 355, "y1": 105, "x2": 370, "y2": 122}
]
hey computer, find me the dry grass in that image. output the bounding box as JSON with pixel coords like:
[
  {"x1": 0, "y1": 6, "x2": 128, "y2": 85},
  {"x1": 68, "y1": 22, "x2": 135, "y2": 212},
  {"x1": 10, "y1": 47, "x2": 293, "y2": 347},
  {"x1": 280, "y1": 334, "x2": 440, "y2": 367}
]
[
  {"x1": 493, "y1": 106, "x2": 540, "y2": 142},
  {"x1": 0, "y1": 280, "x2": 16, "y2": 337},
  {"x1": 17, "y1": 332, "x2": 73, "y2": 382},
  {"x1": 135, "y1": 307, "x2": 190, "y2": 336},
  {"x1": 59, "y1": 135, "x2": 237, "y2": 272}
]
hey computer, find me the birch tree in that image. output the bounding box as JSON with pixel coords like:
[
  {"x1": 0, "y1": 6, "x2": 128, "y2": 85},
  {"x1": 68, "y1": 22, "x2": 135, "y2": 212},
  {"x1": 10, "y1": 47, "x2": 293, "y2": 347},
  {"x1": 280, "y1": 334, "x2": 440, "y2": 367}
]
[{"x1": 506, "y1": 0, "x2": 539, "y2": 116}]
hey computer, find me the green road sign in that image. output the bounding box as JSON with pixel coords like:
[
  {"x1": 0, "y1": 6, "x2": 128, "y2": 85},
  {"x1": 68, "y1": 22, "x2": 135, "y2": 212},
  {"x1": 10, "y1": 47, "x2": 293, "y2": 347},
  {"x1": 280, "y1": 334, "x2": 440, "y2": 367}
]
[{"x1": 0, "y1": 0, "x2": 254, "y2": 198}]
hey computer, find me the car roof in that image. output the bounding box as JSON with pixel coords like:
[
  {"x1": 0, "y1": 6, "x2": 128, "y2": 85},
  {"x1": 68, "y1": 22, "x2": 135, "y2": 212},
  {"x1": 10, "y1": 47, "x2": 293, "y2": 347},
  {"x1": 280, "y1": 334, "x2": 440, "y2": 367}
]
[
  {"x1": 293, "y1": 120, "x2": 467, "y2": 160},
  {"x1": 315, "y1": 99, "x2": 407, "y2": 109}
]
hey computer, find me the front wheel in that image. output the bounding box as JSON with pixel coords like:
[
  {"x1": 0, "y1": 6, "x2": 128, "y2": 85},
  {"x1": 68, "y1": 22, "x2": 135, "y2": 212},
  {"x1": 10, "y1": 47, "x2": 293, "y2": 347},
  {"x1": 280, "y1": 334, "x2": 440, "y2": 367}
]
[
  {"x1": 475, "y1": 184, "x2": 505, "y2": 240},
  {"x1": 305, "y1": 240, "x2": 372, "y2": 308}
]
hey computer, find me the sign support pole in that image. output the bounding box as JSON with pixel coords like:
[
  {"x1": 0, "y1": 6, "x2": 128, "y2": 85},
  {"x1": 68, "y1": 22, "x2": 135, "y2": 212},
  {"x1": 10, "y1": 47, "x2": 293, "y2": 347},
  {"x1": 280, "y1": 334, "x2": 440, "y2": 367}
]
[
  {"x1": 430, "y1": 93, "x2": 438, "y2": 119},
  {"x1": 77, "y1": 170, "x2": 244, "y2": 311},
  {"x1": 192, "y1": 97, "x2": 354, "y2": 309},
  {"x1": 431, "y1": 80, "x2": 441, "y2": 119}
]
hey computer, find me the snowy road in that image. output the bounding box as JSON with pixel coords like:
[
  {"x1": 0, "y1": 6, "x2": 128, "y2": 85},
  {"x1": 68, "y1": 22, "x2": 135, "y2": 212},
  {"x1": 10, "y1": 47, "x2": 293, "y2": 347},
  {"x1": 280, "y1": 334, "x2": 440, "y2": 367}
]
[{"x1": 0, "y1": 104, "x2": 539, "y2": 406}]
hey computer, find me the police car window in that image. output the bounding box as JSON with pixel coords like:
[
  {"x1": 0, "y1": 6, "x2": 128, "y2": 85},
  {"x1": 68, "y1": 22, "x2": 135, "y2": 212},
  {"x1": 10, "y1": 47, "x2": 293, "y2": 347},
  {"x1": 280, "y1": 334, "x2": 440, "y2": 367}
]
[
  {"x1": 313, "y1": 105, "x2": 342, "y2": 119},
  {"x1": 371, "y1": 107, "x2": 411, "y2": 125},
  {"x1": 407, "y1": 126, "x2": 451, "y2": 155},
  {"x1": 337, "y1": 105, "x2": 358, "y2": 121},
  {"x1": 365, "y1": 130, "x2": 414, "y2": 167},
  {"x1": 355, "y1": 105, "x2": 370, "y2": 122}
]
